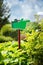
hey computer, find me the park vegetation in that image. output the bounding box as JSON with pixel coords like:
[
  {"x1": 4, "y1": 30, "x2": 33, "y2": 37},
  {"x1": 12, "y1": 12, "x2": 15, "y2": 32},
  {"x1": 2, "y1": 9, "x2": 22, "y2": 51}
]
[{"x1": 0, "y1": 0, "x2": 43, "y2": 65}]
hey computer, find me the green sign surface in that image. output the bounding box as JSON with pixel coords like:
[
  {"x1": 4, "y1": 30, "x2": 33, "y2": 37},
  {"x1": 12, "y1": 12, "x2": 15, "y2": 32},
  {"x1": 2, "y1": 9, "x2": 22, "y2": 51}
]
[{"x1": 12, "y1": 19, "x2": 30, "y2": 30}]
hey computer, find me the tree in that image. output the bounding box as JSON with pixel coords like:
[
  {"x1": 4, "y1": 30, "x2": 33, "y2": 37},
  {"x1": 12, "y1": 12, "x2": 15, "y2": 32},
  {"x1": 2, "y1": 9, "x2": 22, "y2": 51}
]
[
  {"x1": 34, "y1": 14, "x2": 40, "y2": 22},
  {"x1": 39, "y1": 19, "x2": 43, "y2": 31},
  {"x1": 0, "y1": 0, "x2": 10, "y2": 29}
]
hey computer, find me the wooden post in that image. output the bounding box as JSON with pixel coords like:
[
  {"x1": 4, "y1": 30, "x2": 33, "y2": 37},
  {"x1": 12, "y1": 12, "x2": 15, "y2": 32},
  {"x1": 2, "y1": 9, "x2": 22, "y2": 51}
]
[{"x1": 18, "y1": 30, "x2": 20, "y2": 49}]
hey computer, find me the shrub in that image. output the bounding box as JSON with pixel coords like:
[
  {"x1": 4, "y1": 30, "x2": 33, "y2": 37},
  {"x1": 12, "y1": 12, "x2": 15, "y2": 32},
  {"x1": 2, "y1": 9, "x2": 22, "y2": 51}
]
[
  {"x1": 0, "y1": 36, "x2": 13, "y2": 43},
  {"x1": 1, "y1": 24, "x2": 12, "y2": 34},
  {"x1": 1, "y1": 24, "x2": 18, "y2": 40},
  {"x1": 0, "y1": 29, "x2": 43, "y2": 65}
]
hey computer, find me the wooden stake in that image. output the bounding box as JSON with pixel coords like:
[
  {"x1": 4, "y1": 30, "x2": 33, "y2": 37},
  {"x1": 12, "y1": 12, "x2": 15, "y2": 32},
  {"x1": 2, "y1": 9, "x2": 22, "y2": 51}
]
[{"x1": 18, "y1": 30, "x2": 20, "y2": 49}]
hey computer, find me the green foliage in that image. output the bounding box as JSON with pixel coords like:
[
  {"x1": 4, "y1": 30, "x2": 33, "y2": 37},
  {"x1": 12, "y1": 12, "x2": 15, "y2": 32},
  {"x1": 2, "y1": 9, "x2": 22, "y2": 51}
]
[
  {"x1": 1, "y1": 24, "x2": 18, "y2": 41},
  {"x1": 39, "y1": 19, "x2": 43, "y2": 31},
  {"x1": 0, "y1": 36, "x2": 13, "y2": 43},
  {"x1": 0, "y1": 35, "x2": 43, "y2": 65},
  {"x1": 0, "y1": 18, "x2": 43, "y2": 65},
  {"x1": 20, "y1": 19, "x2": 43, "y2": 65},
  {"x1": 1, "y1": 24, "x2": 12, "y2": 34},
  {"x1": 0, "y1": 27, "x2": 43, "y2": 65},
  {"x1": 0, "y1": 42, "x2": 28, "y2": 65},
  {"x1": 0, "y1": 30, "x2": 2, "y2": 36},
  {"x1": 24, "y1": 22, "x2": 40, "y2": 34},
  {"x1": 0, "y1": 0, "x2": 10, "y2": 29}
]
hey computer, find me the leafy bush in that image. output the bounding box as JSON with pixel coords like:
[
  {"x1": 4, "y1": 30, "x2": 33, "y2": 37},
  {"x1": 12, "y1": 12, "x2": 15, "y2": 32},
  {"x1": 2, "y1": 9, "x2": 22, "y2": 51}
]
[
  {"x1": 0, "y1": 36, "x2": 13, "y2": 43},
  {"x1": 25, "y1": 22, "x2": 40, "y2": 33},
  {"x1": 1, "y1": 24, "x2": 12, "y2": 34},
  {"x1": 21, "y1": 28, "x2": 43, "y2": 65},
  {"x1": 0, "y1": 34, "x2": 43, "y2": 65},
  {"x1": 1, "y1": 24, "x2": 18, "y2": 40},
  {"x1": 0, "y1": 19, "x2": 43, "y2": 65},
  {"x1": 0, "y1": 42, "x2": 28, "y2": 65}
]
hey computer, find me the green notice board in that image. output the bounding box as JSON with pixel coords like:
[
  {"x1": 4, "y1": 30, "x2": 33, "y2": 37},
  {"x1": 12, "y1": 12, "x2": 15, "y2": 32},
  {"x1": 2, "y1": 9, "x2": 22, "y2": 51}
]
[{"x1": 12, "y1": 19, "x2": 30, "y2": 30}]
